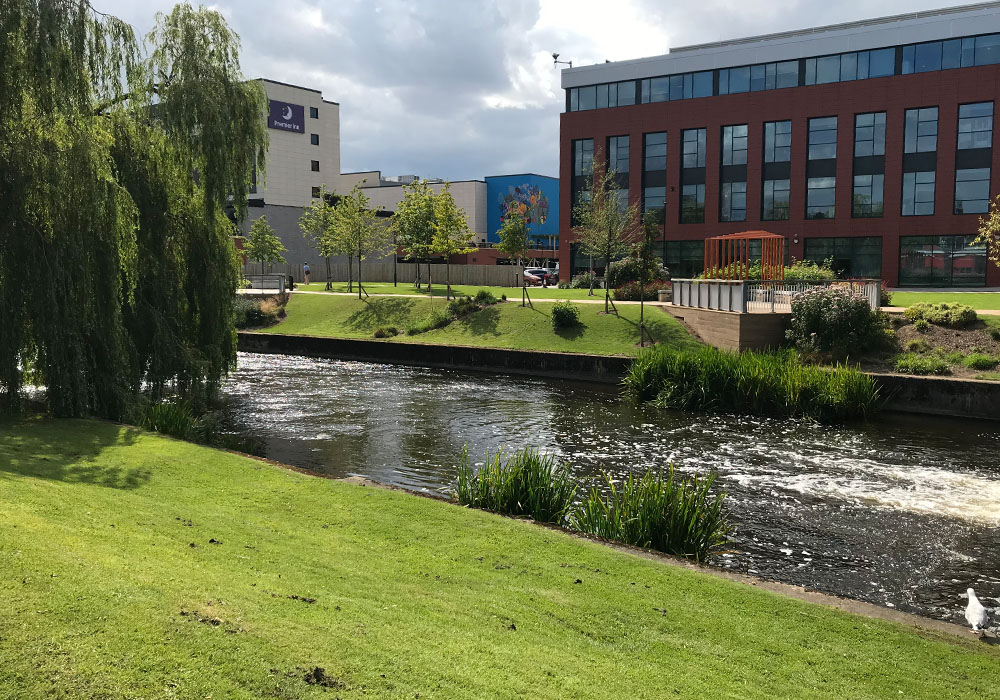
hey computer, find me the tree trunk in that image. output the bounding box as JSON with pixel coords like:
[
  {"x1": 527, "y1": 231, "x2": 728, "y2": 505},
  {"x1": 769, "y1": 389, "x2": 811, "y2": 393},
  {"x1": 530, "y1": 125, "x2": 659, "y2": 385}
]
[
  {"x1": 446, "y1": 259, "x2": 451, "y2": 300},
  {"x1": 427, "y1": 261, "x2": 432, "y2": 298},
  {"x1": 358, "y1": 253, "x2": 363, "y2": 300},
  {"x1": 414, "y1": 256, "x2": 422, "y2": 288},
  {"x1": 347, "y1": 255, "x2": 353, "y2": 293},
  {"x1": 324, "y1": 256, "x2": 332, "y2": 290}
]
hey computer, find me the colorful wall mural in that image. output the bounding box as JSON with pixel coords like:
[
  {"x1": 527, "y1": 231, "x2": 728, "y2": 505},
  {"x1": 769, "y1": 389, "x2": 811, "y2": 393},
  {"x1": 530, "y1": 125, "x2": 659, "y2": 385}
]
[{"x1": 486, "y1": 174, "x2": 559, "y2": 244}]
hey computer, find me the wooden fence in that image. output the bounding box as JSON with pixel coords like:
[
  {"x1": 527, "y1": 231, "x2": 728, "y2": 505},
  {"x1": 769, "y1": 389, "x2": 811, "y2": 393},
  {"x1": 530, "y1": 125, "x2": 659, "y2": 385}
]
[{"x1": 242, "y1": 261, "x2": 525, "y2": 288}]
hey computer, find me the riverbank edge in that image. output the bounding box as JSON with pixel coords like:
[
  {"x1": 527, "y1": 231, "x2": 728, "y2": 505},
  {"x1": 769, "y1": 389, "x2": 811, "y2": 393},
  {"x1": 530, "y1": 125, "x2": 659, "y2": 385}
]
[
  {"x1": 128, "y1": 424, "x2": 984, "y2": 643},
  {"x1": 237, "y1": 331, "x2": 1000, "y2": 421}
]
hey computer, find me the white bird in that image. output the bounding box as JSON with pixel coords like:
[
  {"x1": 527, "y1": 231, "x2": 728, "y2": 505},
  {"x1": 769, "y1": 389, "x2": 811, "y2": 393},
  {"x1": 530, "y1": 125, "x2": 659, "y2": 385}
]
[{"x1": 965, "y1": 588, "x2": 990, "y2": 632}]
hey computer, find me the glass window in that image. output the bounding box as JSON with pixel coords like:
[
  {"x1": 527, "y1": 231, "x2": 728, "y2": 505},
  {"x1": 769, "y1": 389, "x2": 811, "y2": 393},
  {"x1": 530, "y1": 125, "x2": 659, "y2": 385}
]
[
  {"x1": 915, "y1": 42, "x2": 943, "y2": 72},
  {"x1": 311, "y1": 160, "x2": 320, "y2": 172},
  {"x1": 669, "y1": 75, "x2": 685, "y2": 101},
  {"x1": 680, "y1": 184, "x2": 705, "y2": 223},
  {"x1": 577, "y1": 85, "x2": 596, "y2": 111},
  {"x1": 720, "y1": 181, "x2": 747, "y2": 222},
  {"x1": 690, "y1": 71, "x2": 711, "y2": 98},
  {"x1": 722, "y1": 124, "x2": 748, "y2": 166},
  {"x1": 682, "y1": 128, "x2": 706, "y2": 168},
  {"x1": 804, "y1": 237, "x2": 882, "y2": 278},
  {"x1": 596, "y1": 84, "x2": 609, "y2": 109},
  {"x1": 868, "y1": 48, "x2": 895, "y2": 77},
  {"x1": 776, "y1": 61, "x2": 798, "y2": 88},
  {"x1": 943, "y1": 39, "x2": 962, "y2": 70},
  {"x1": 309, "y1": 106, "x2": 319, "y2": 119},
  {"x1": 764, "y1": 120, "x2": 791, "y2": 163},
  {"x1": 617, "y1": 80, "x2": 636, "y2": 106},
  {"x1": 976, "y1": 34, "x2": 1000, "y2": 66},
  {"x1": 310, "y1": 133, "x2": 320, "y2": 146},
  {"x1": 641, "y1": 77, "x2": 669, "y2": 104},
  {"x1": 762, "y1": 179, "x2": 790, "y2": 221},
  {"x1": 311, "y1": 186, "x2": 320, "y2": 198},
  {"x1": 901, "y1": 171, "x2": 936, "y2": 216},
  {"x1": 569, "y1": 88, "x2": 578, "y2": 112},
  {"x1": 808, "y1": 116, "x2": 838, "y2": 160},
  {"x1": 806, "y1": 177, "x2": 836, "y2": 219},
  {"x1": 852, "y1": 174, "x2": 884, "y2": 217},
  {"x1": 816, "y1": 55, "x2": 841, "y2": 84},
  {"x1": 900, "y1": 235, "x2": 987, "y2": 287},
  {"x1": 958, "y1": 102, "x2": 993, "y2": 149},
  {"x1": 729, "y1": 66, "x2": 750, "y2": 94},
  {"x1": 904, "y1": 107, "x2": 938, "y2": 153},
  {"x1": 954, "y1": 168, "x2": 991, "y2": 214},
  {"x1": 643, "y1": 132, "x2": 666, "y2": 171},
  {"x1": 664, "y1": 241, "x2": 705, "y2": 279},
  {"x1": 840, "y1": 52, "x2": 858, "y2": 81},
  {"x1": 854, "y1": 112, "x2": 886, "y2": 157},
  {"x1": 644, "y1": 186, "x2": 665, "y2": 213},
  {"x1": 608, "y1": 135, "x2": 629, "y2": 174},
  {"x1": 573, "y1": 139, "x2": 594, "y2": 177},
  {"x1": 613, "y1": 188, "x2": 629, "y2": 215},
  {"x1": 750, "y1": 64, "x2": 766, "y2": 92}
]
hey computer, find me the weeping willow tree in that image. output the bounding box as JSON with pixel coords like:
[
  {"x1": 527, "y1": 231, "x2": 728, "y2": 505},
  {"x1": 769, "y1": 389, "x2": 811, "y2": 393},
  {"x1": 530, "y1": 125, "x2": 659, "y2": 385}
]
[{"x1": 0, "y1": 1, "x2": 267, "y2": 418}]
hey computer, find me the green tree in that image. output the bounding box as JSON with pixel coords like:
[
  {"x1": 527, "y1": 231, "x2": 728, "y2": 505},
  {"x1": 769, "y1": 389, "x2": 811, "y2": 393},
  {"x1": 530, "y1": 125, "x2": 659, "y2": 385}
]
[
  {"x1": 572, "y1": 154, "x2": 640, "y2": 313},
  {"x1": 0, "y1": 2, "x2": 267, "y2": 417},
  {"x1": 299, "y1": 186, "x2": 337, "y2": 289},
  {"x1": 333, "y1": 184, "x2": 391, "y2": 300},
  {"x1": 391, "y1": 180, "x2": 436, "y2": 289},
  {"x1": 975, "y1": 194, "x2": 1000, "y2": 270},
  {"x1": 495, "y1": 209, "x2": 532, "y2": 306},
  {"x1": 432, "y1": 184, "x2": 476, "y2": 300},
  {"x1": 635, "y1": 209, "x2": 664, "y2": 345},
  {"x1": 245, "y1": 215, "x2": 286, "y2": 271}
]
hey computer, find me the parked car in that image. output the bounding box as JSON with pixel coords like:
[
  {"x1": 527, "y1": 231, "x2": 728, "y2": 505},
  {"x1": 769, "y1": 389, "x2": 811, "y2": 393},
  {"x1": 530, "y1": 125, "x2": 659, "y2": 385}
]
[
  {"x1": 523, "y1": 270, "x2": 542, "y2": 286},
  {"x1": 525, "y1": 267, "x2": 556, "y2": 286}
]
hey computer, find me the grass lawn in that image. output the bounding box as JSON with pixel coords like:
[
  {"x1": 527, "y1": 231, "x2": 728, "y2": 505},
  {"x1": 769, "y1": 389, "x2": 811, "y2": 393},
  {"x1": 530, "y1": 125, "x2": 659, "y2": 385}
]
[
  {"x1": 890, "y1": 291, "x2": 1000, "y2": 310},
  {"x1": 258, "y1": 293, "x2": 700, "y2": 356},
  {"x1": 2, "y1": 419, "x2": 998, "y2": 699},
  {"x1": 296, "y1": 281, "x2": 611, "y2": 301}
]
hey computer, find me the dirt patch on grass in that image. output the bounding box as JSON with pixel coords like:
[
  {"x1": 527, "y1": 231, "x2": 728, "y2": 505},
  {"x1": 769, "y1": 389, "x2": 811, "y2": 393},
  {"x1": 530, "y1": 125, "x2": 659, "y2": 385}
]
[{"x1": 860, "y1": 316, "x2": 1000, "y2": 379}]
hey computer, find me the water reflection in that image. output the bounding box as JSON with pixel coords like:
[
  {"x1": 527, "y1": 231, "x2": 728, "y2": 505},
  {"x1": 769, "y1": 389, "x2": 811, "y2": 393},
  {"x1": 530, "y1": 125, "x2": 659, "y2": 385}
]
[{"x1": 221, "y1": 353, "x2": 1000, "y2": 622}]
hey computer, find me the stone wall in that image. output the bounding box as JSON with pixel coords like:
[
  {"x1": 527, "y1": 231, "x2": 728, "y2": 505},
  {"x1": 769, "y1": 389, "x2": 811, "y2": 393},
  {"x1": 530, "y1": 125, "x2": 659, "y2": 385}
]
[{"x1": 661, "y1": 306, "x2": 790, "y2": 351}]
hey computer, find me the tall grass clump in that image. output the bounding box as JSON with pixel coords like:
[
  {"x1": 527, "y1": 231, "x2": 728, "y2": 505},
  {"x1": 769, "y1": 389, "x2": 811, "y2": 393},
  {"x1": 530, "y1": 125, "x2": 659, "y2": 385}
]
[
  {"x1": 454, "y1": 446, "x2": 577, "y2": 524},
  {"x1": 572, "y1": 467, "x2": 728, "y2": 561},
  {"x1": 624, "y1": 345, "x2": 880, "y2": 421}
]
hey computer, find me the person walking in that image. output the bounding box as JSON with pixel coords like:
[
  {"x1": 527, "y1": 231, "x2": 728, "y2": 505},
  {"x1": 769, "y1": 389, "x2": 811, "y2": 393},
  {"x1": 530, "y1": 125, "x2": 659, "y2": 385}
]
[{"x1": 303, "y1": 262, "x2": 311, "y2": 285}]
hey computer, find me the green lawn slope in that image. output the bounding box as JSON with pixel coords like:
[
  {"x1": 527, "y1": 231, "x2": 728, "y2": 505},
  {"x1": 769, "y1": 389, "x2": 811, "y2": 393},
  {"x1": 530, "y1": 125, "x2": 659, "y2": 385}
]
[
  {"x1": 1, "y1": 420, "x2": 998, "y2": 699},
  {"x1": 890, "y1": 292, "x2": 1000, "y2": 310},
  {"x1": 258, "y1": 294, "x2": 700, "y2": 356}
]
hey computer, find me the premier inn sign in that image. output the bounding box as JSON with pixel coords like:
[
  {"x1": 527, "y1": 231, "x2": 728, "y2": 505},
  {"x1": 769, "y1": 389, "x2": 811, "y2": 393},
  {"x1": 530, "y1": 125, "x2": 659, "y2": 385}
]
[{"x1": 268, "y1": 100, "x2": 304, "y2": 133}]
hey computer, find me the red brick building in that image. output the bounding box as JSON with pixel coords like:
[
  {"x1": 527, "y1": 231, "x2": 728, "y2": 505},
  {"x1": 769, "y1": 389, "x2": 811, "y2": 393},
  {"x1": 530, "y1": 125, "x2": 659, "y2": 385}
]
[{"x1": 558, "y1": 3, "x2": 1000, "y2": 287}]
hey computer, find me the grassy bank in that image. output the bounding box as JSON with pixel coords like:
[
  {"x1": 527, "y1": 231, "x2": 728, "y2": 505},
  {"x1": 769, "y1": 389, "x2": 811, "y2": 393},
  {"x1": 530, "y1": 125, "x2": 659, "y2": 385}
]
[
  {"x1": 296, "y1": 281, "x2": 606, "y2": 300},
  {"x1": 2, "y1": 419, "x2": 998, "y2": 699},
  {"x1": 890, "y1": 292, "x2": 1000, "y2": 310},
  {"x1": 257, "y1": 293, "x2": 700, "y2": 356}
]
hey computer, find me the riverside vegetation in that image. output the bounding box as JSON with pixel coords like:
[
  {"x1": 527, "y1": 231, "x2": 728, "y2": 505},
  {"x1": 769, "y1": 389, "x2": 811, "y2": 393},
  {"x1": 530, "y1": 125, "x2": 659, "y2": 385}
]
[{"x1": 455, "y1": 446, "x2": 728, "y2": 562}]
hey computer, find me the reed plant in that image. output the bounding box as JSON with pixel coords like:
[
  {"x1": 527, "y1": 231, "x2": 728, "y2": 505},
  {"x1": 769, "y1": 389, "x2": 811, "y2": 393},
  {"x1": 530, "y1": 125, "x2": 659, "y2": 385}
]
[
  {"x1": 624, "y1": 345, "x2": 880, "y2": 421},
  {"x1": 572, "y1": 467, "x2": 728, "y2": 561},
  {"x1": 454, "y1": 446, "x2": 577, "y2": 524}
]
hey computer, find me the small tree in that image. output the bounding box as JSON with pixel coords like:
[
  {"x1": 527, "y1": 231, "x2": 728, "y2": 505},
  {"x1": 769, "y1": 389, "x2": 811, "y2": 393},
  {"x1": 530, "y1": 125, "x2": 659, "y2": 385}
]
[
  {"x1": 975, "y1": 194, "x2": 1000, "y2": 269},
  {"x1": 334, "y1": 184, "x2": 390, "y2": 300},
  {"x1": 432, "y1": 183, "x2": 476, "y2": 300},
  {"x1": 392, "y1": 180, "x2": 436, "y2": 290},
  {"x1": 299, "y1": 186, "x2": 337, "y2": 289},
  {"x1": 245, "y1": 215, "x2": 286, "y2": 272},
  {"x1": 635, "y1": 209, "x2": 665, "y2": 345},
  {"x1": 495, "y1": 209, "x2": 531, "y2": 306},
  {"x1": 572, "y1": 154, "x2": 640, "y2": 313}
]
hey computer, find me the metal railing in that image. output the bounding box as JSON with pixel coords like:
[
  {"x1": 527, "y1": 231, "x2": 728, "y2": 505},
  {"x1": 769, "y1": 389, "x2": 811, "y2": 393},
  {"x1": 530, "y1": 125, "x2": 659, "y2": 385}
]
[
  {"x1": 671, "y1": 278, "x2": 882, "y2": 313},
  {"x1": 244, "y1": 274, "x2": 287, "y2": 293}
]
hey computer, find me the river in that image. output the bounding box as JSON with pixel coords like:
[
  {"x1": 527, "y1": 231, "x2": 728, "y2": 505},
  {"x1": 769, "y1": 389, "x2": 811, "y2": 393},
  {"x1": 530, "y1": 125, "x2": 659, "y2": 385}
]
[{"x1": 221, "y1": 352, "x2": 1000, "y2": 624}]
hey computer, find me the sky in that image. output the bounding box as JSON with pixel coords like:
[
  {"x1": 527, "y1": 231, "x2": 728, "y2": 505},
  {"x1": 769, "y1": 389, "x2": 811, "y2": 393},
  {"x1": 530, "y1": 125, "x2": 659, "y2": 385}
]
[{"x1": 101, "y1": 0, "x2": 976, "y2": 181}]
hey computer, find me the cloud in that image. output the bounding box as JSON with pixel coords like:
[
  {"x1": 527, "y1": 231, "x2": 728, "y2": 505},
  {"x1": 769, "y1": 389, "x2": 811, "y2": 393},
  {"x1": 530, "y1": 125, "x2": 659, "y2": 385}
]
[{"x1": 97, "y1": 0, "x2": 976, "y2": 181}]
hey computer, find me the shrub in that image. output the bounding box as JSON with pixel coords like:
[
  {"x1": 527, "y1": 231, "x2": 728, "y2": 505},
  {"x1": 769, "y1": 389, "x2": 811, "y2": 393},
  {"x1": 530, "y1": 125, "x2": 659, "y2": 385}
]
[
  {"x1": 572, "y1": 468, "x2": 728, "y2": 561},
  {"x1": 905, "y1": 338, "x2": 930, "y2": 353},
  {"x1": 937, "y1": 349, "x2": 965, "y2": 365},
  {"x1": 557, "y1": 281, "x2": 571, "y2": 289},
  {"x1": 904, "y1": 302, "x2": 978, "y2": 328},
  {"x1": 913, "y1": 318, "x2": 930, "y2": 332},
  {"x1": 406, "y1": 309, "x2": 452, "y2": 335},
  {"x1": 990, "y1": 327, "x2": 1000, "y2": 341},
  {"x1": 890, "y1": 315, "x2": 906, "y2": 328},
  {"x1": 894, "y1": 353, "x2": 951, "y2": 375},
  {"x1": 613, "y1": 280, "x2": 663, "y2": 301},
  {"x1": 964, "y1": 352, "x2": 998, "y2": 370},
  {"x1": 570, "y1": 271, "x2": 599, "y2": 289},
  {"x1": 373, "y1": 326, "x2": 399, "y2": 338},
  {"x1": 454, "y1": 446, "x2": 577, "y2": 524},
  {"x1": 447, "y1": 296, "x2": 482, "y2": 318},
  {"x1": 624, "y1": 345, "x2": 880, "y2": 422},
  {"x1": 233, "y1": 294, "x2": 285, "y2": 329},
  {"x1": 551, "y1": 300, "x2": 580, "y2": 330},
  {"x1": 474, "y1": 289, "x2": 500, "y2": 305},
  {"x1": 606, "y1": 256, "x2": 668, "y2": 288},
  {"x1": 783, "y1": 258, "x2": 837, "y2": 282},
  {"x1": 787, "y1": 286, "x2": 888, "y2": 358},
  {"x1": 501, "y1": 293, "x2": 507, "y2": 301},
  {"x1": 879, "y1": 281, "x2": 893, "y2": 307}
]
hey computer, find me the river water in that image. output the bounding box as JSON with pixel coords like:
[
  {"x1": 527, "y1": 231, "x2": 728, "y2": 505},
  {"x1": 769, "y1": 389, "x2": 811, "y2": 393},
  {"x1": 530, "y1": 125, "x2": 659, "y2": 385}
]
[{"x1": 221, "y1": 352, "x2": 1000, "y2": 624}]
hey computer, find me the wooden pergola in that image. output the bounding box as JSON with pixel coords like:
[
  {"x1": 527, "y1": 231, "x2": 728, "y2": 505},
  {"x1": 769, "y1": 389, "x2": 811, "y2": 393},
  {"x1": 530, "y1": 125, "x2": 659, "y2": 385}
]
[{"x1": 704, "y1": 231, "x2": 786, "y2": 280}]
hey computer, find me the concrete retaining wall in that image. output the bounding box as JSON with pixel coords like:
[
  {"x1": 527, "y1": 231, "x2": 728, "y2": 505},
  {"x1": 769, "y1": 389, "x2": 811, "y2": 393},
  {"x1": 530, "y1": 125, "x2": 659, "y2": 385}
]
[
  {"x1": 875, "y1": 373, "x2": 1000, "y2": 420},
  {"x1": 238, "y1": 332, "x2": 630, "y2": 384},
  {"x1": 662, "y1": 306, "x2": 790, "y2": 351}
]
